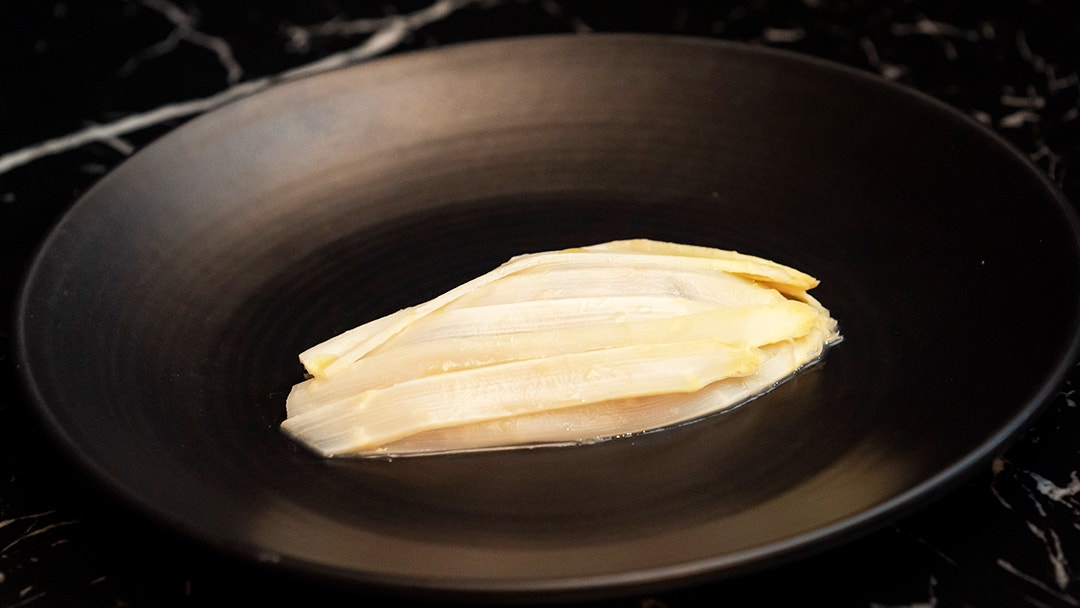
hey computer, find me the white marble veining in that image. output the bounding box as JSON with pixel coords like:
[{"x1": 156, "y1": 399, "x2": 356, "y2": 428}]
[
  {"x1": 998, "y1": 558, "x2": 1080, "y2": 607},
  {"x1": 120, "y1": 0, "x2": 243, "y2": 84},
  {"x1": 539, "y1": 0, "x2": 593, "y2": 33},
  {"x1": 0, "y1": 78, "x2": 263, "y2": 174},
  {"x1": 285, "y1": 0, "x2": 498, "y2": 53},
  {"x1": 0, "y1": 507, "x2": 86, "y2": 607},
  {"x1": 0, "y1": 0, "x2": 481, "y2": 175},
  {"x1": 890, "y1": 18, "x2": 983, "y2": 41},
  {"x1": 992, "y1": 453, "x2": 1080, "y2": 605},
  {"x1": 859, "y1": 36, "x2": 905, "y2": 81},
  {"x1": 0, "y1": 2, "x2": 1078, "y2": 605},
  {"x1": 1, "y1": 0, "x2": 1076, "y2": 193}
]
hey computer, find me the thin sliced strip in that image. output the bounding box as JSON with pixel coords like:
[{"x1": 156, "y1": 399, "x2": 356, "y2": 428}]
[
  {"x1": 301, "y1": 251, "x2": 562, "y2": 377},
  {"x1": 286, "y1": 301, "x2": 819, "y2": 417},
  {"x1": 306, "y1": 245, "x2": 819, "y2": 378},
  {"x1": 447, "y1": 263, "x2": 788, "y2": 309},
  {"x1": 381, "y1": 296, "x2": 716, "y2": 346},
  {"x1": 281, "y1": 340, "x2": 763, "y2": 456},
  {"x1": 284, "y1": 240, "x2": 840, "y2": 458},
  {"x1": 372, "y1": 318, "x2": 837, "y2": 456},
  {"x1": 297, "y1": 308, "x2": 414, "y2": 375},
  {"x1": 581, "y1": 239, "x2": 819, "y2": 290}
]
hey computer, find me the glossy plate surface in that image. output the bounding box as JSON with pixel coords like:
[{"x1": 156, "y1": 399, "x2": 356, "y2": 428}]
[{"x1": 16, "y1": 35, "x2": 1080, "y2": 599}]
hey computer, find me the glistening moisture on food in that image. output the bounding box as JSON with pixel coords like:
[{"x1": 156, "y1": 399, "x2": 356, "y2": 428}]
[{"x1": 280, "y1": 239, "x2": 841, "y2": 457}]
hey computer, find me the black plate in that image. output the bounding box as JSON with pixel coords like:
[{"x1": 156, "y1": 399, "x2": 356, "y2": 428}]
[{"x1": 15, "y1": 35, "x2": 1080, "y2": 600}]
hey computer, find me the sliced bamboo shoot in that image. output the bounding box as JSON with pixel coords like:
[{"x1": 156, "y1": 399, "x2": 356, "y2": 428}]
[
  {"x1": 581, "y1": 239, "x2": 819, "y2": 290},
  {"x1": 286, "y1": 301, "x2": 818, "y2": 418},
  {"x1": 283, "y1": 239, "x2": 840, "y2": 457},
  {"x1": 447, "y1": 264, "x2": 789, "y2": 309},
  {"x1": 375, "y1": 322, "x2": 833, "y2": 456},
  {"x1": 281, "y1": 340, "x2": 763, "y2": 456},
  {"x1": 303, "y1": 247, "x2": 825, "y2": 378}
]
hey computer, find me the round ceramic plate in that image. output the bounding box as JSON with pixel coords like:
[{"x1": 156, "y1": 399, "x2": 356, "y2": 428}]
[{"x1": 16, "y1": 35, "x2": 1080, "y2": 600}]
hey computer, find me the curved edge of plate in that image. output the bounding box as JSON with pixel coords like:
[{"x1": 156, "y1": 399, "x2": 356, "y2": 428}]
[{"x1": 12, "y1": 33, "x2": 1080, "y2": 601}]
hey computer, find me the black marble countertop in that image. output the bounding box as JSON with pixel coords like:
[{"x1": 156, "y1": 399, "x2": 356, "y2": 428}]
[{"x1": 2, "y1": 1, "x2": 1079, "y2": 606}]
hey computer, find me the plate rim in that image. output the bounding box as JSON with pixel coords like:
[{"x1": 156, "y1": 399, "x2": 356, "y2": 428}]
[{"x1": 13, "y1": 33, "x2": 1080, "y2": 599}]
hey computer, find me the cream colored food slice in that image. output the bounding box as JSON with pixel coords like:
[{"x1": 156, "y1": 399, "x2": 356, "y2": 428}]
[
  {"x1": 302, "y1": 246, "x2": 819, "y2": 378},
  {"x1": 371, "y1": 316, "x2": 838, "y2": 456},
  {"x1": 297, "y1": 308, "x2": 412, "y2": 376},
  {"x1": 446, "y1": 263, "x2": 789, "y2": 309},
  {"x1": 379, "y1": 296, "x2": 714, "y2": 347},
  {"x1": 581, "y1": 239, "x2": 819, "y2": 290},
  {"x1": 299, "y1": 261, "x2": 779, "y2": 374},
  {"x1": 286, "y1": 301, "x2": 819, "y2": 418},
  {"x1": 281, "y1": 340, "x2": 763, "y2": 457},
  {"x1": 299, "y1": 251, "x2": 560, "y2": 378}
]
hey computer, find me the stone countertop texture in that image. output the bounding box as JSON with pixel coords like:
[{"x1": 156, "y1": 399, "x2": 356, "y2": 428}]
[{"x1": 1, "y1": 1, "x2": 1078, "y2": 606}]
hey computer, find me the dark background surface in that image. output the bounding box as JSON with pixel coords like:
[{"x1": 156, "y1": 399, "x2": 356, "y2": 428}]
[{"x1": 1, "y1": 1, "x2": 1079, "y2": 606}]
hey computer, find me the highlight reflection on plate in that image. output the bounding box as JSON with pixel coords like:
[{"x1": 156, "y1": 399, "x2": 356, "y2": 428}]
[{"x1": 16, "y1": 35, "x2": 1080, "y2": 600}]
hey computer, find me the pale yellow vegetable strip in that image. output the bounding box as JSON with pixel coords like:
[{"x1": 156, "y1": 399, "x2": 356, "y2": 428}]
[
  {"x1": 296, "y1": 308, "x2": 413, "y2": 375},
  {"x1": 285, "y1": 301, "x2": 819, "y2": 418},
  {"x1": 281, "y1": 340, "x2": 763, "y2": 457},
  {"x1": 305, "y1": 248, "x2": 820, "y2": 378},
  {"x1": 446, "y1": 263, "x2": 788, "y2": 310},
  {"x1": 300, "y1": 252, "x2": 559, "y2": 378},
  {"x1": 370, "y1": 318, "x2": 837, "y2": 456},
  {"x1": 582, "y1": 239, "x2": 819, "y2": 290},
  {"x1": 381, "y1": 296, "x2": 715, "y2": 347},
  {"x1": 302, "y1": 252, "x2": 559, "y2": 378}
]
